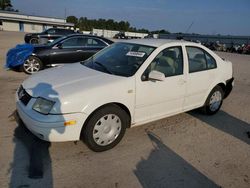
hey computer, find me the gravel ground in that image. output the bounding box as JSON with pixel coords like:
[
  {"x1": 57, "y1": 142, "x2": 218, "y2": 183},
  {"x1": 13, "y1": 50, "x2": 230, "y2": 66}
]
[{"x1": 0, "y1": 31, "x2": 250, "y2": 188}]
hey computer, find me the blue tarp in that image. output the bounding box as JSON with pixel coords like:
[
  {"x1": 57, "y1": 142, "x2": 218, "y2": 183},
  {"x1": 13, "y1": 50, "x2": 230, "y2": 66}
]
[{"x1": 5, "y1": 44, "x2": 34, "y2": 69}]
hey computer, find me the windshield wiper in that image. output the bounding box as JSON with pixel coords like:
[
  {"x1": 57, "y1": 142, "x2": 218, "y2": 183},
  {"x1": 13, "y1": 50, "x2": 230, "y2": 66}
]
[{"x1": 94, "y1": 61, "x2": 113, "y2": 75}]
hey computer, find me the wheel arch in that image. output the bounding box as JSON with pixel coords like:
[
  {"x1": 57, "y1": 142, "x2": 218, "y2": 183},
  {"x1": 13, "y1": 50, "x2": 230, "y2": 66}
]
[
  {"x1": 27, "y1": 54, "x2": 43, "y2": 63},
  {"x1": 217, "y1": 82, "x2": 226, "y2": 97},
  {"x1": 202, "y1": 81, "x2": 226, "y2": 106},
  {"x1": 80, "y1": 102, "x2": 132, "y2": 140}
]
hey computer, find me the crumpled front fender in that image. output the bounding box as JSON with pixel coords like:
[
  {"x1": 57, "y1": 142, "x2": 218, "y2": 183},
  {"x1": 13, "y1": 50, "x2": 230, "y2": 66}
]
[{"x1": 5, "y1": 44, "x2": 34, "y2": 68}]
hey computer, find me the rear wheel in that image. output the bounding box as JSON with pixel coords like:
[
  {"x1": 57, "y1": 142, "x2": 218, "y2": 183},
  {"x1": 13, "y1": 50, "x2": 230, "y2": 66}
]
[
  {"x1": 83, "y1": 105, "x2": 129, "y2": 152},
  {"x1": 202, "y1": 86, "x2": 224, "y2": 115},
  {"x1": 22, "y1": 56, "x2": 43, "y2": 74},
  {"x1": 29, "y1": 38, "x2": 39, "y2": 44}
]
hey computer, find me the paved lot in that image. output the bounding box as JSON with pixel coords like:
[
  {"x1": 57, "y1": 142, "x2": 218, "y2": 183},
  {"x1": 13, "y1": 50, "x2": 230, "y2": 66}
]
[{"x1": 0, "y1": 31, "x2": 250, "y2": 188}]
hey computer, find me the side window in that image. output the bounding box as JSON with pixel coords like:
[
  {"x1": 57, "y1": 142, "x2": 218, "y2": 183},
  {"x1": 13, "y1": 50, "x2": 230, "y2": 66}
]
[
  {"x1": 205, "y1": 52, "x2": 217, "y2": 69},
  {"x1": 77, "y1": 37, "x2": 87, "y2": 46},
  {"x1": 186, "y1": 46, "x2": 217, "y2": 73},
  {"x1": 61, "y1": 37, "x2": 79, "y2": 47},
  {"x1": 143, "y1": 46, "x2": 183, "y2": 79},
  {"x1": 47, "y1": 29, "x2": 56, "y2": 34},
  {"x1": 86, "y1": 38, "x2": 106, "y2": 47},
  {"x1": 186, "y1": 47, "x2": 207, "y2": 73}
]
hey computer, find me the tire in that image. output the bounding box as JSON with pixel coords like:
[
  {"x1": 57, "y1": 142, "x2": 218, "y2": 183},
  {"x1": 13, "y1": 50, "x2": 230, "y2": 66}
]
[
  {"x1": 202, "y1": 86, "x2": 224, "y2": 115},
  {"x1": 22, "y1": 56, "x2": 43, "y2": 74},
  {"x1": 29, "y1": 38, "x2": 39, "y2": 44},
  {"x1": 83, "y1": 105, "x2": 129, "y2": 152}
]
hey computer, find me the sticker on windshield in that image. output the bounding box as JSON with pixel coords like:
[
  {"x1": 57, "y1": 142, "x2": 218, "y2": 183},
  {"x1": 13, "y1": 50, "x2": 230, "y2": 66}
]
[{"x1": 126, "y1": 51, "x2": 145, "y2": 57}]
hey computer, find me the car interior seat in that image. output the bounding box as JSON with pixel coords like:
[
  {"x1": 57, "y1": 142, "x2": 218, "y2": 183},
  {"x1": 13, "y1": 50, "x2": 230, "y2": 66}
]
[
  {"x1": 154, "y1": 55, "x2": 175, "y2": 76},
  {"x1": 194, "y1": 54, "x2": 207, "y2": 69},
  {"x1": 154, "y1": 50, "x2": 177, "y2": 76}
]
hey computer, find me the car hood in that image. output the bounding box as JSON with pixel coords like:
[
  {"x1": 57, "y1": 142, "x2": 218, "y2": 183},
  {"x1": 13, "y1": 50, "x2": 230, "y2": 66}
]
[
  {"x1": 23, "y1": 63, "x2": 119, "y2": 97},
  {"x1": 22, "y1": 63, "x2": 133, "y2": 114}
]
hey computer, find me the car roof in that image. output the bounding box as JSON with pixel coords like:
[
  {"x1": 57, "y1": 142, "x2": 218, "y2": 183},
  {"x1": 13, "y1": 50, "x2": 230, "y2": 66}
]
[
  {"x1": 65, "y1": 34, "x2": 113, "y2": 44},
  {"x1": 120, "y1": 39, "x2": 197, "y2": 48},
  {"x1": 66, "y1": 34, "x2": 105, "y2": 38}
]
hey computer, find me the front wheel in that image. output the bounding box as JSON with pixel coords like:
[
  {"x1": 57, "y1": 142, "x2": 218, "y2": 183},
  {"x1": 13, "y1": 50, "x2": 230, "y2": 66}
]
[
  {"x1": 202, "y1": 86, "x2": 224, "y2": 115},
  {"x1": 22, "y1": 56, "x2": 43, "y2": 74},
  {"x1": 83, "y1": 105, "x2": 129, "y2": 152}
]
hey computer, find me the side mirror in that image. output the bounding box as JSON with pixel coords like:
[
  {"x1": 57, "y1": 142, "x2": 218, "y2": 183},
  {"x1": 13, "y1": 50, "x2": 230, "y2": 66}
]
[
  {"x1": 148, "y1": 70, "x2": 165, "y2": 81},
  {"x1": 56, "y1": 43, "x2": 63, "y2": 49}
]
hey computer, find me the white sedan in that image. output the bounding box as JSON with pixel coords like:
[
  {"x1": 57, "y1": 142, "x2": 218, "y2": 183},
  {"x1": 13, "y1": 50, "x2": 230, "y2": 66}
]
[{"x1": 16, "y1": 39, "x2": 234, "y2": 151}]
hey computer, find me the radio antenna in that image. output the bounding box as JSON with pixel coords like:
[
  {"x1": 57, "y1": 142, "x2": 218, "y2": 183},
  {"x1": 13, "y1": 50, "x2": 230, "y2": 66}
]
[{"x1": 186, "y1": 21, "x2": 194, "y2": 33}]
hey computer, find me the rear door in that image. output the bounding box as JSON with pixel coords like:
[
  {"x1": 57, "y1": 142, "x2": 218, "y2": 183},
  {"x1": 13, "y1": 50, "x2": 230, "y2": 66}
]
[{"x1": 183, "y1": 46, "x2": 217, "y2": 110}]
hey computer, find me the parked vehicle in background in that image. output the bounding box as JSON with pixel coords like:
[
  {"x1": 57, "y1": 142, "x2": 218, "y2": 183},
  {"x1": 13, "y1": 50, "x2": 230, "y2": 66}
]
[
  {"x1": 145, "y1": 33, "x2": 154, "y2": 38},
  {"x1": 24, "y1": 28, "x2": 77, "y2": 44},
  {"x1": 16, "y1": 39, "x2": 234, "y2": 151},
  {"x1": 214, "y1": 41, "x2": 227, "y2": 52},
  {"x1": 6, "y1": 34, "x2": 113, "y2": 74},
  {"x1": 242, "y1": 44, "x2": 250, "y2": 54},
  {"x1": 204, "y1": 42, "x2": 216, "y2": 51},
  {"x1": 227, "y1": 44, "x2": 241, "y2": 53},
  {"x1": 113, "y1": 32, "x2": 128, "y2": 39},
  {"x1": 113, "y1": 31, "x2": 143, "y2": 39}
]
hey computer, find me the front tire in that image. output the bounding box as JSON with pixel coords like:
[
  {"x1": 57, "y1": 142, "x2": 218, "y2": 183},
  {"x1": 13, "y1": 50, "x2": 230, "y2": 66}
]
[
  {"x1": 22, "y1": 56, "x2": 43, "y2": 74},
  {"x1": 202, "y1": 86, "x2": 224, "y2": 115},
  {"x1": 83, "y1": 105, "x2": 129, "y2": 152}
]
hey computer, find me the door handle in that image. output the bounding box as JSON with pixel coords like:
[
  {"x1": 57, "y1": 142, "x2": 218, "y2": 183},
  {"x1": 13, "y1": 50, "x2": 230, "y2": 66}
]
[{"x1": 76, "y1": 50, "x2": 83, "y2": 52}]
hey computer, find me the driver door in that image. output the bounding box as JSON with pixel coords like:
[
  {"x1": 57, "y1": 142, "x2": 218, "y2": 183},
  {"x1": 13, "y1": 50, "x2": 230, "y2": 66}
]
[
  {"x1": 135, "y1": 46, "x2": 187, "y2": 123},
  {"x1": 50, "y1": 36, "x2": 86, "y2": 64}
]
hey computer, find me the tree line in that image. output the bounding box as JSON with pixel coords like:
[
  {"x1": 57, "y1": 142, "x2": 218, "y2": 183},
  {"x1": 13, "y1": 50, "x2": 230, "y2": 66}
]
[
  {"x1": 0, "y1": 0, "x2": 18, "y2": 11},
  {"x1": 0, "y1": 0, "x2": 170, "y2": 34},
  {"x1": 67, "y1": 16, "x2": 170, "y2": 34}
]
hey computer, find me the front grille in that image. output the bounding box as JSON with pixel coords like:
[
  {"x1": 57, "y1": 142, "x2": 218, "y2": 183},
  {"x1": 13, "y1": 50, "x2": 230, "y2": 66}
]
[{"x1": 18, "y1": 86, "x2": 32, "y2": 106}]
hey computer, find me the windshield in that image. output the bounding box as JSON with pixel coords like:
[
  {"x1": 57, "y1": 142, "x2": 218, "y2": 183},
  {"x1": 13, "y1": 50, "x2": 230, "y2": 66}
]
[{"x1": 82, "y1": 42, "x2": 155, "y2": 77}]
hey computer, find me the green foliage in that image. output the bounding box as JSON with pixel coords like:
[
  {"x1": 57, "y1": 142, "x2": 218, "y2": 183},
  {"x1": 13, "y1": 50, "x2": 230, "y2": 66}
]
[
  {"x1": 151, "y1": 29, "x2": 170, "y2": 34},
  {"x1": 0, "y1": 0, "x2": 12, "y2": 10},
  {"x1": 66, "y1": 15, "x2": 168, "y2": 34},
  {"x1": 66, "y1": 16, "x2": 78, "y2": 29}
]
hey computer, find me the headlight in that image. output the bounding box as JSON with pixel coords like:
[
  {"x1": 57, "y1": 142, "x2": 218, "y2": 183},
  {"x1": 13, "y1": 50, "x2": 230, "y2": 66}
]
[{"x1": 32, "y1": 97, "x2": 55, "y2": 115}]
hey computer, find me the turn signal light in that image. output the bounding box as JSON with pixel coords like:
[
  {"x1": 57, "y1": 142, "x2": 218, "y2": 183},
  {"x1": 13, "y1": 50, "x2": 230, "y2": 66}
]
[{"x1": 64, "y1": 120, "x2": 76, "y2": 126}]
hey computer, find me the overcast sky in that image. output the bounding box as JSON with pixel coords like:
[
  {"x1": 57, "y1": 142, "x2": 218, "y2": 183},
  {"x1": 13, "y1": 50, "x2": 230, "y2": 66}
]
[{"x1": 11, "y1": 0, "x2": 250, "y2": 36}]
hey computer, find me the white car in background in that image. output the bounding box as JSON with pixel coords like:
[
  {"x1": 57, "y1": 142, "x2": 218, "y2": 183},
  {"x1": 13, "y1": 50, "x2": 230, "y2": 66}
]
[{"x1": 16, "y1": 39, "x2": 234, "y2": 151}]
